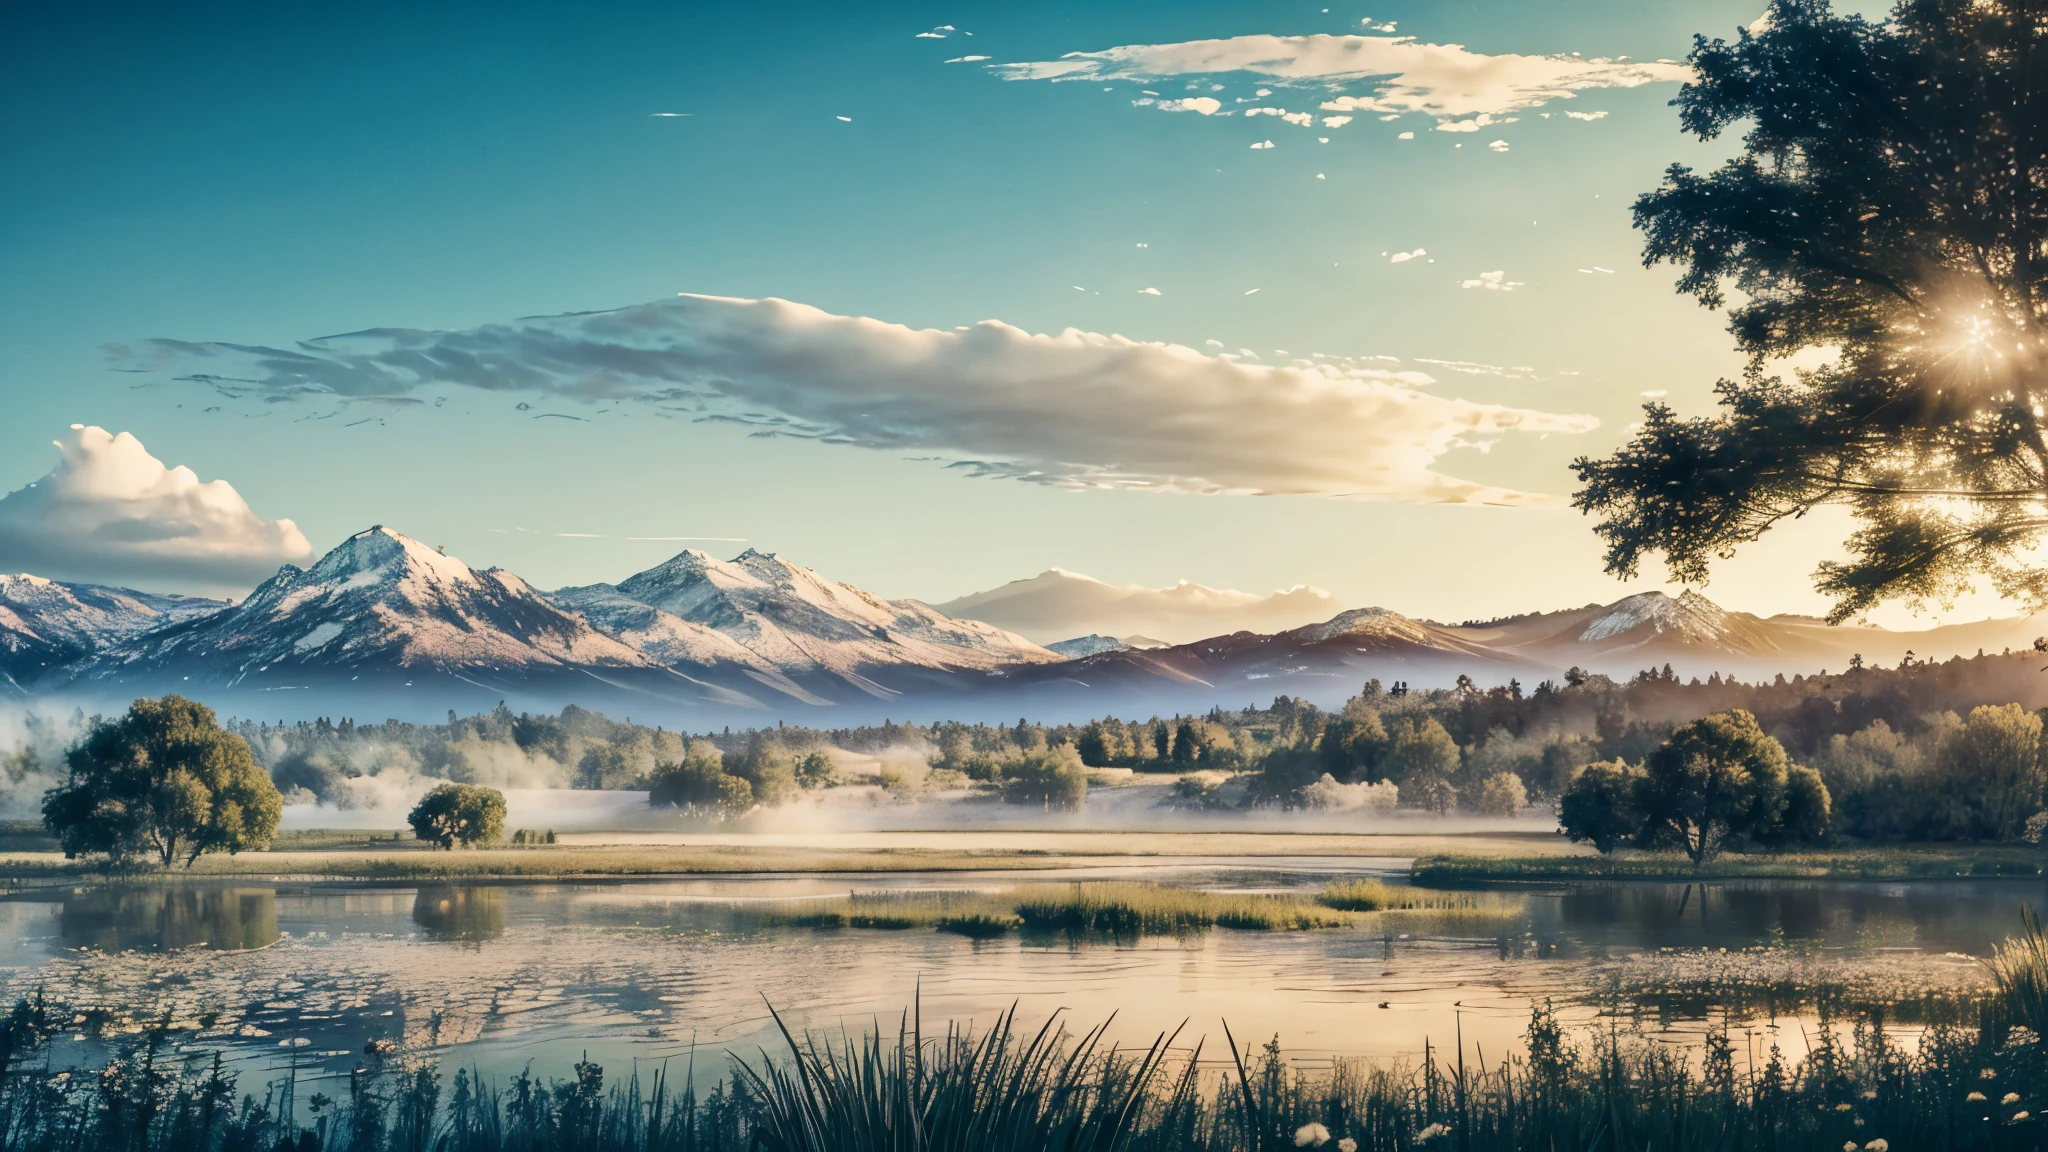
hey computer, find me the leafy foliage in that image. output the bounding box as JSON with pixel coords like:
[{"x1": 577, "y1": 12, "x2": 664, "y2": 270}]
[
  {"x1": 1560, "y1": 709, "x2": 1832, "y2": 861},
  {"x1": 407, "y1": 783, "x2": 506, "y2": 849},
  {"x1": 1577, "y1": 0, "x2": 2048, "y2": 619},
  {"x1": 42, "y1": 695, "x2": 280, "y2": 868}
]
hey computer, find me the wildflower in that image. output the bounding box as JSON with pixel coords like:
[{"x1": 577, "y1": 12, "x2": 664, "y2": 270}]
[
  {"x1": 1294, "y1": 1123, "x2": 1330, "y2": 1147},
  {"x1": 2005, "y1": 1093, "x2": 2021, "y2": 1105},
  {"x1": 1865, "y1": 1141, "x2": 1888, "y2": 1152},
  {"x1": 1339, "y1": 1141, "x2": 1358, "y2": 1152},
  {"x1": 1415, "y1": 1123, "x2": 1449, "y2": 1141},
  {"x1": 1970, "y1": 1092, "x2": 1988, "y2": 1102},
  {"x1": 1834, "y1": 1103, "x2": 1853, "y2": 1112},
  {"x1": 1843, "y1": 1143, "x2": 1857, "y2": 1151},
  {"x1": 1859, "y1": 1090, "x2": 1877, "y2": 1100},
  {"x1": 1982, "y1": 1068, "x2": 1999, "y2": 1079},
  {"x1": 2016, "y1": 1112, "x2": 2033, "y2": 1122},
  {"x1": 2007, "y1": 1027, "x2": 2042, "y2": 1049}
]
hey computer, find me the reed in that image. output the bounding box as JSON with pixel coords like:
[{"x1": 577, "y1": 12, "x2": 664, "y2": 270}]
[
  {"x1": 1316, "y1": 878, "x2": 1477, "y2": 912},
  {"x1": 766, "y1": 882, "x2": 1348, "y2": 937},
  {"x1": 1009, "y1": 882, "x2": 1347, "y2": 933},
  {"x1": 3, "y1": 955, "x2": 2047, "y2": 1151}
]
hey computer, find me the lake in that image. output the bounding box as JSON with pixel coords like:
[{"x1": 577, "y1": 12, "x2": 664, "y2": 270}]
[{"x1": 0, "y1": 859, "x2": 2034, "y2": 1096}]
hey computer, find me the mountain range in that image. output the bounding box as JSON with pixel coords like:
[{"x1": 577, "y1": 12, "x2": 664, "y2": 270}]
[{"x1": 4, "y1": 525, "x2": 2043, "y2": 722}]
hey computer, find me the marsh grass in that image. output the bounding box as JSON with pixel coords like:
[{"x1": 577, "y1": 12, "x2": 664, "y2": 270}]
[
  {"x1": 1317, "y1": 877, "x2": 1478, "y2": 911},
  {"x1": 765, "y1": 882, "x2": 1349, "y2": 937},
  {"x1": 1416, "y1": 844, "x2": 2048, "y2": 883},
  {"x1": 1011, "y1": 881, "x2": 1347, "y2": 932}
]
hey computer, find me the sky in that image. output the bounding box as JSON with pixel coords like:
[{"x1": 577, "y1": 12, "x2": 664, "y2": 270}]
[{"x1": 1, "y1": 0, "x2": 1969, "y2": 630}]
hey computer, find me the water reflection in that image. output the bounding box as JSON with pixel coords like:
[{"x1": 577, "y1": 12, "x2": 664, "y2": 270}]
[
  {"x1": 1526, "y1": 878, "x2": 2048, "y2": 955},
  {"x1": 411, "y1": 886, "x2": 506, "y2": 942},
  {"x1": 0, "y1": 870, "x2": 2041, "y2": 1083},
  {"x1": 57, "y1": 886, "x2": 279, "y2": 952}
]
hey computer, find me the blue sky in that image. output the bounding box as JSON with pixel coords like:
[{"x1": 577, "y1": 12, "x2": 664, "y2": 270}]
[{"x1": 1, "y1": 0, "x2": 1945, "y2": 626}]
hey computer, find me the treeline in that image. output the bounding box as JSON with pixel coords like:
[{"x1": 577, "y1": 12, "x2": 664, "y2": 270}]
[{"x1": 220, "y1": 649, "x2": 2048, "y2": 835}]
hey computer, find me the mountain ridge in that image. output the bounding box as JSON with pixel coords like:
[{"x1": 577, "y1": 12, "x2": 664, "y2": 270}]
[{"x1": 5, "y1": 535, "x2": 2046, "y2": 720}]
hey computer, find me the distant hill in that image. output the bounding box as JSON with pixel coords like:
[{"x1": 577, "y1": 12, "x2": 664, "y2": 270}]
[{"x1": 937, "y1": 568, "x2": 1342, "y2": 644}]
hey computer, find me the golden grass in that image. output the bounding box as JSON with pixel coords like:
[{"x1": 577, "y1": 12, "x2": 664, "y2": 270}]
[
  {"x1": 765, "y1": 881, "x2": 1350, "y2": 936},
  {"x1": 1317, "y1": 877, "x2": 1480, "y2": 911}
]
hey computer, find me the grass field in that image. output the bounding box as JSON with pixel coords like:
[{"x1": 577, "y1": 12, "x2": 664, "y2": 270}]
[{"x1": 1413, "y1": 842, "x2": 2048, "y2": 883}]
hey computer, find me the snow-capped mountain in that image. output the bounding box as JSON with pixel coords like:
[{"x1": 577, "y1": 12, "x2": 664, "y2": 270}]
[
  {"x1": 0, "y1": 574, "x2": 226, "y2": 690},
  {"x1": 1046, "y1": 634, "x2": 1128, "y2": 658},
  {"x1": 562, "y1": 548, "x2": 1059, "y2": 699},
  {"x1": 85, "y1": 526, "x2": 769, "y2": 709}
]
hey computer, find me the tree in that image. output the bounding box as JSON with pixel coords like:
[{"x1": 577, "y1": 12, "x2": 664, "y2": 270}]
[
  {"x1": 1557, "y1": 760, "x2": 1648, "y2": 853},
  {"x1": 407, "y1": 783, "x2": 506, "y2": 849},
  {"x1": 1575, "y1": 0, "x2": 2048, "y2": 620},
  {"x1": 647, "y1": 748, "x2": 752, "y2": 814},
  {"x1": 794, "y1": 750, "x2": 836, "y2": 790},
  {"x1": 999, "y1": 746, "x2": 1089, "y2": 811},
  {"x1": 1931, "y1": 703, "x2": 2046, "y2": 839},
  {"x1": 1638, "y1": 709, "x2": 1813, "y2": 864},
  {"x1": 1385, "y1": 717, "x2": 1460, "y2": 811},
  {"x1": 43, "y1": 695, "x2": 282, "y2": 868},
  {"x1": 1466, "y1": 772, "x2": 1528, "y2": 817}
]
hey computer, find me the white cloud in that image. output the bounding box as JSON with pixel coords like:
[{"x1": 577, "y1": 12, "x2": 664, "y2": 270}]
[
  {"x1": 1564, "y1": 110, "x2": 1608, "y2": 121},
  {"x1": 1246, "y1": 107, "x2": 1314, "y2": 126},
  {"x1": 0, "y1": 425, "x2": 312, "y2": 593},
  {"x1": 1488, "y1": 138, "x2": 1509, "y2": 152},
  {"x1": 137, "y1": 294, "x2": 1598, "y2": 506},
  {"x1": 991, "y1": 33, "x2": 1688, "y2": 129},
  {"x1": 1321, "y1": 115, "x2": 1353, "y2": 128},
  {"x1": 1640, "y1": 389, "x2": 1668, "y2": 398},
  {"x1": 1250, "y1": 139, "x2": 1275, "y2": 149},
  {"x1": 1397, "y1": 130, "x2": 1415, "y2": 139},
  {"x1": 1460, "y1": 271, "x2": 1523, "y2": 291},
  {"x1": 1157, "y1": 96, "x2": 1222, "y2": 114},
  {"x1": 1389, "y1": 248, "x2": 1426, "y2": 263},
  {"x1": 946, "y1": 55, "x2": 990, "y2": 63},
  {"x1": 1137, "y1": 286, "x2": 1162, "y2": 295},
  {"x1": 1578, "y1": 265, "x2": 1615, "y2": 274},
  {"x1": 937, "y1": 568, "x2": 1350, "y2": 644}
]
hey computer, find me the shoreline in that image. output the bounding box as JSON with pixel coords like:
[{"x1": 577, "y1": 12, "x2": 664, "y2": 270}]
[
  {"x1": 0, "y1": 829, "x2": 1579, "y2": 883},
  {"x1": 1415, "y1": 844, "x2": 2048, "y2": 883}
]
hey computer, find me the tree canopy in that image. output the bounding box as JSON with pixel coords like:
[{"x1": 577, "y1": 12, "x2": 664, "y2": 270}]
[
  {"x1": 1575, "y1": 0, "x2": 2048, "y2": 621},
  {"x1": 407, "y1": 783, "x2": 506, "y2": 849},
  {"x1": 43, "y1": 695, "x2": 282, "y2": 868},
  {"x1": 1559, "y1": 709, "x2": 1831, "y2": 862}
]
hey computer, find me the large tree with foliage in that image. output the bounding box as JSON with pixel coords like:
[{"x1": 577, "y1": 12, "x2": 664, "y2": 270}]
[
  {"x1": 43, "y1": 695, "x2": 282, "y2": 868},
  {"x1": 407, "y1": 783, "x2": 506, "y2": 849},
  {"x1": 1575, "y1": 0, "x2": 2048, "y2": 620}
]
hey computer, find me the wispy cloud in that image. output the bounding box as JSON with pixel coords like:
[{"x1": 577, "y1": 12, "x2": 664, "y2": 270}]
[
  {"x1": 991, "y1": 33, "x2": 1686, "y2": 131},
  {"x1": 0, "y1": 425, "x2": 312, "y2": 592},
  {"x1": 130, "y1": 294, "x2": 1598, "y2": 505}
]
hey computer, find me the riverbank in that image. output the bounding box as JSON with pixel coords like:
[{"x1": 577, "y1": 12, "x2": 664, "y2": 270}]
[
  {"x1": 1414, "y1": 843, "x2": 2048, "y2": 883},
  {"x1": 0, "y1": 828, "x2": 1581, "y2": 882}
]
